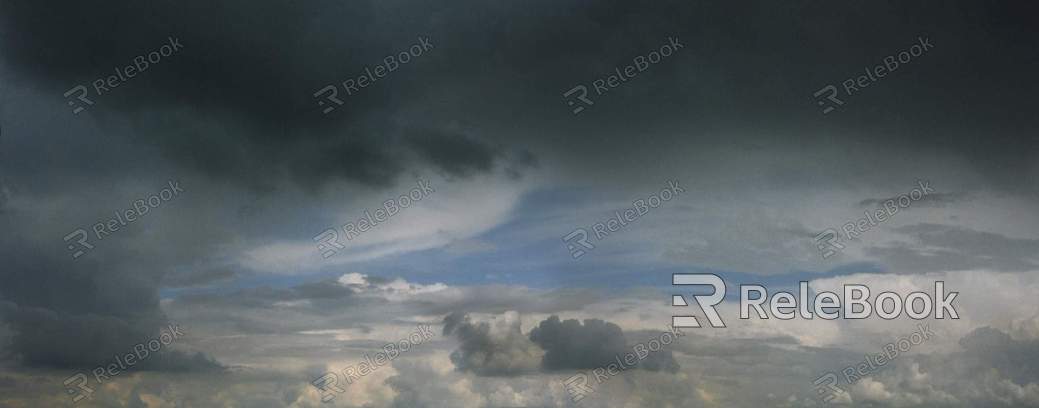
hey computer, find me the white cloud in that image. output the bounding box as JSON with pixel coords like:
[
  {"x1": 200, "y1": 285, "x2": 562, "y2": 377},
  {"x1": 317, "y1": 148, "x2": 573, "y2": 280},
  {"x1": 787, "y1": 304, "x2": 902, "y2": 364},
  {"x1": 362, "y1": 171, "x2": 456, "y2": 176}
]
[
  {"x1": 337, "y1": 272, "x2": 449, "y2": 301},
  {"x1": 239, "y1": 173, "x2": 533, "y2": 274}
]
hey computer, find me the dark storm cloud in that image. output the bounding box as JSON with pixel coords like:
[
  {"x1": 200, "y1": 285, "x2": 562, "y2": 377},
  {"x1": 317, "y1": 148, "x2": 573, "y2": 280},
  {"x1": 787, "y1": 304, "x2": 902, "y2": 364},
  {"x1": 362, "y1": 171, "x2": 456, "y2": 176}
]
[
  {"x1": 441, "y1": 312, "x2": 542, "y2": 376},
  {"x1": 529, "y1": 316, "x2": 627, "y2": 371},
  {"x1": 867, "y1": 223, "x2": 1039, "y2": 273},
  {"x1": 0, "y1": 156, "x2": 232, "y2": 372},
  {"x1": 0, "y1": 299, "x2": 158, "y2": 368},
  {"x1": 3, "y1": 0, "x2": 1037, "y2": 194},
  {"x1": 480, "y1": 315, "x2": 680, "y2": 373},
  {"x1": 407, "y1": 130, "x2": 501, "y2": 179},
  {"x1": 527, "y1": 316, "x2": 678, "y2": 373},
  {"x1": 440, "y1": 312, "x2": 682, "y2": 377},
  {"x1": 0, "y1": 0, "x2": 532, "y2": 191},
  {"x1": 0, "y1": 236, "x2": 217, "y2": 371}
]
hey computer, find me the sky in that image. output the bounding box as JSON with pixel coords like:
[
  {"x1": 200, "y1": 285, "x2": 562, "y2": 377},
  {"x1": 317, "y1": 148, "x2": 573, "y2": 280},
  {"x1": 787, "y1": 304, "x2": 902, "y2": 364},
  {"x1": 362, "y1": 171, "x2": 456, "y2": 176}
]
[{"x1": 1, "y1": 1, "x2": 1038, "y2": 407}]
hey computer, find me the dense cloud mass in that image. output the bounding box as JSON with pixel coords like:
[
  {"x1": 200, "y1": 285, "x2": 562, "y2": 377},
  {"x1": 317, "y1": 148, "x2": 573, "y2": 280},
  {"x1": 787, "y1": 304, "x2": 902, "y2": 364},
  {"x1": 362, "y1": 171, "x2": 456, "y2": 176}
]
[
  {"x1": 441, "y1": 312, "x2": 543, "y2": 376},
  {"x1": 1, "y1": 0, "x2": 1038, "y2": 406},
  {"x1": 527, "y1": 315, "x2": 678, "y2": 373},
  {"x1": 530, "y1": 316, "x2": 628, "y2": 370},
  {"x1": 866, "y1": 223, "x2": 1039, "y2": 273},
  {"x1": 836, "y1": 327, "x2": 1039, "y2": 406},
  {"x1": 441, "y1": 313, "x2": 680, "y2": 376}
]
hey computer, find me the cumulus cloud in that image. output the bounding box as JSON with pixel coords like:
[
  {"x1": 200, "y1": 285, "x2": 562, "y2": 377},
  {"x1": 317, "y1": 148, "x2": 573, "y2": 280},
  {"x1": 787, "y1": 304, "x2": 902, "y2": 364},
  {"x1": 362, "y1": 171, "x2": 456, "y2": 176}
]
[
  {"x1": 441, "y1": 312, "x2": 680, "y2": 376},
  {"x1": 866, "y1": 223, "x2": 1039, "y2": 274},
  {"x1": 529, "y1": 315, "x2": 629, "y2": 371},
  {"x1": 384, "y1": 350, "x2": 696, "y2": 408},
  {"x1": 841, "y1": 327, "x2": 1039, "y2": 407},
  {"x1": 441, "y1": 311, "x2": 542, "y2": 376}
]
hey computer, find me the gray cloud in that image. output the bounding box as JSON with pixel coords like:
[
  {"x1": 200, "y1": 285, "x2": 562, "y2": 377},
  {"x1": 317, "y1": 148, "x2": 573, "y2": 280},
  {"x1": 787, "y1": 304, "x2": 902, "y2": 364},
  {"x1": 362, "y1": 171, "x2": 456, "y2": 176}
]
[
  {"x1": 0, "y1": 234, "x2": 220, "y2": 372},
  {"x1": 441, "y1": 313, "x2": 682, "y2": 377},
  {"x1": 0, "y1": 0, "x2": 537, "y2": 193},
  {"x1": 441, "y1": 312, "x2": 542, "y2": 376},
  {"x1": 841, "y1": 327, "x2": 1039, "y2": 406},
  {"x1": 528, "y1": 316, "x2": 679, "y2": 373},
  {"x1": 529, "y1": 316, "x2": 628, "y2": 371},
  {"x1": 867, "y1": 223, "x2": 1039, "y2": 273}
]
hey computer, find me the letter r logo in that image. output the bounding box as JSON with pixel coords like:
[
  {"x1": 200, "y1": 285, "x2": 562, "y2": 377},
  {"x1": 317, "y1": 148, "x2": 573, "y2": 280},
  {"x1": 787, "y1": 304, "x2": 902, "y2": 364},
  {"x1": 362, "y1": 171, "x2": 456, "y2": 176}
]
[
  {"x1": 562, "y1": 85, "x2": 594, "y2": 115},
  {"x1": 814, "y1": 228, "x2": 845, "y2": 259},
  {"x1": 672, "y1": 273, "x2": 726, "y2": 328},
  {"x1": 563, "y1": 373, "x2": 594, "y2": 402},
  {"x1": 313, "y1": 229, "x2": 345, "y2": 258},
  {"x1": 813, "y1": 372, "x2": 845, "y2": 402},
  {"x1": 813, "y1": 84, "x2": 844, "y2": 114},
  {"x1": 63, "y1": 373, "x2": 94, "y2": 403},
  {"x1": 311, "y1": 373, "x2": 345, "y2": 402},
  {"x1": 313, "y1": 85, "x2": 344, "y2": 114},
  {"x1": 63, "y1": 85, "x2": 95, "y2": 114},
  {"x1": 63, "y1": 229, "x2": 94, "y2": 259},
  {"x1": 562, "y1": 228, "x2": 595, "y2": 259}
]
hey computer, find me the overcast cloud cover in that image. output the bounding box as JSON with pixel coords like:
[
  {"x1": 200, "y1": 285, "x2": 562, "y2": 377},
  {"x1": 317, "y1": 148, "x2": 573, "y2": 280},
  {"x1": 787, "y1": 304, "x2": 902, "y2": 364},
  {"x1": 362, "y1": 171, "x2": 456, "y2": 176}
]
[{"x1": 1, "y1": 0, "x2": 1038, "y2": 407}]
